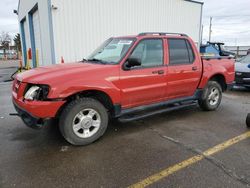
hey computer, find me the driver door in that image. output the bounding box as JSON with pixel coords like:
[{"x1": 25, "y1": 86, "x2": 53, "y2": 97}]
[{"x1": 119, "y1": 39, "x2": 167, "y2": 109}]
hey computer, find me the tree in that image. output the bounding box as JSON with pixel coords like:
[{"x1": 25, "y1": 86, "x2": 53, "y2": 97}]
[
  {"x1": 0, "y1": 31, "x2": 11, "y2": 58},
  {"x1": 14, "y1": 33, "x2": 21, "y2": 53}
]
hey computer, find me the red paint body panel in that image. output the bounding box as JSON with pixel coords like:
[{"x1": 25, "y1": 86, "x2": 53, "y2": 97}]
[
  {"x1": 119, "y1": 37, "x2": 167, "y2": 108},
  {"x1": 16, "y1": 63, "x2": 121, "y2": 104},
  {"x1": 12, "y1": 80, "x2": 65, "y2": 118},
  {"x1": 13, "y1": 34, "x2": 235, "y2": 119},
  {"x1": 198, "y1": 58, "x2": 235, "y2": 89},
  {"x1": 165, "y1": 37, "x2": 203, "y2": 99}
]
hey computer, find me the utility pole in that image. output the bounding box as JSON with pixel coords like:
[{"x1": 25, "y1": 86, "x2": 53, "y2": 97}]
[{"x1": 209, "y1": 17, "x2": 212, "y2": 42}]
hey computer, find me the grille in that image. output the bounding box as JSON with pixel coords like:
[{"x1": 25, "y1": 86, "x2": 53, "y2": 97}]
[
  {"x1": 235, "y1": 72, "x2": 250, "y2": 78},
  {"x1": 13, "y1": 79, "x2": 21, "y2": 93}
]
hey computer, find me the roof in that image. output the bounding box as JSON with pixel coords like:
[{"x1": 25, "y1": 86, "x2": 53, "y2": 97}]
[
  {"x1": 17, "y1": 0, "x2": 20, "y2": 13},
  {"x1": 184, "y1": 0, "x2": 204, "y2": 5},
  {"x1": 17, "y1": 0, "x2": 204, "y2": 13}
]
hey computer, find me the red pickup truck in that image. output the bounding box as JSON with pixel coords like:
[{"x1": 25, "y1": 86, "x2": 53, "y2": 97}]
[{"x1": 12, "y1": 33, "x2": 235, "y2": 145}]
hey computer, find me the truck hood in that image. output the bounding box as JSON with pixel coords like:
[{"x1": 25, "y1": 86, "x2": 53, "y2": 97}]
[
  {"x1": 16, "y1": 62, "x2": 116, "y2": 84},
  {"x1": 235, "y1": 62, "x2": 250, "y2": 73}
]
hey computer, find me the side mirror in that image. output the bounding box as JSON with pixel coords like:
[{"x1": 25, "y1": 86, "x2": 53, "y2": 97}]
[{"x1": 126, "y1": 57, "x2": 141, "y2": 68}]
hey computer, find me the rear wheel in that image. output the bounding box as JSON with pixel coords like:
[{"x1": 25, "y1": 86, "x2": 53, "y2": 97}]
[
  {"x1": 246, "y1": 114, "x2": 250, "y2": 128},
  {"x1": 59, "y1": 98, "x2": 109, "y2": 146},
  {"x1": 198, "y1": 81, "x2": 222, "y2": 111}
]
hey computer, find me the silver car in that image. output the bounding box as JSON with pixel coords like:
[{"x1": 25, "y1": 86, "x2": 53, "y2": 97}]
[{"x1": 235, "y1": 55, "x2": 250, "y2": 88}]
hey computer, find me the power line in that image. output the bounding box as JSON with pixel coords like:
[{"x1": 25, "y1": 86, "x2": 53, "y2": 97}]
[
  {"x1": 0, "y1": 24, "x2": 18, "y2": 27},
  {"x1": 204, "y1": 15, "x2": 250, "y2": 18}
]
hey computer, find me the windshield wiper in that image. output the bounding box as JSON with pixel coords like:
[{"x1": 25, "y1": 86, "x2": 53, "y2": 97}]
[
  {"x1": 80, "y1": 58, "x2": 87, "y2": 63},
  {"x1": 87, "y1": 58, "x2": 108, "y2": 64}
]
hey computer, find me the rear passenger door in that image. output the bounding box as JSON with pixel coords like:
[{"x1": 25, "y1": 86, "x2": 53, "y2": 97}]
[{"x1": 166, "y1": 38, "x2": 202, "y2": 99}]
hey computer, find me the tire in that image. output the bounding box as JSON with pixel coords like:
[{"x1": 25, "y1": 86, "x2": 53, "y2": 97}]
[
  {"x1": 59, "y1": 97, "x2": 109, "y2": 146},
  {"x1": 246, "y1": 114, "x2": 250, "y2": 128},
  {"x1": 198, "y1": 81, "x2": 222, "y2": 111}
]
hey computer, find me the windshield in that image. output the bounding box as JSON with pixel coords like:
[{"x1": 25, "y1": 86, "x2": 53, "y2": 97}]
[
  {"x1": 239, "y1": 54, "x2": 250, "y2": 63},
  {"x1": 87, "y1": 38, "x2": 135, "y2": 64}
]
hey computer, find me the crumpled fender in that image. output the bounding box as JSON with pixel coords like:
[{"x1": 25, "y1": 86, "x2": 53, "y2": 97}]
[{"x1": 47, "y1": 78, "x2": 121, "y2": 104}]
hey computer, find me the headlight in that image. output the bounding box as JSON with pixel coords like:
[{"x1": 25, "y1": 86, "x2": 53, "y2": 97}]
[{"x1": 24, "y1": 85, "x2": 49, "y2": 101}]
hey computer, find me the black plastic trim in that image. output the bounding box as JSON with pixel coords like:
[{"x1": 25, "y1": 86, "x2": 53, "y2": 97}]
[
  {"x1": 202, "y1": 56, "x2": 234, "y2": 60},
  {"x1": 13, "y1": 100, "x2": 45, "y2": 129},
  {"x1": 138, "y1": 32, "x2": 188, "y2": 37},
  {"x1": 118, "y1": 102, "x2": 197, "y2": 123},
  {"x1": 114, "y1": 89, "x2": 202, "y2": 118}
]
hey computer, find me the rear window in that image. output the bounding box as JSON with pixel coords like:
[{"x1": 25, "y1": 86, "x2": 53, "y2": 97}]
[{"x1": 168, "y1": 39, "x2": 195, "y2": 65}]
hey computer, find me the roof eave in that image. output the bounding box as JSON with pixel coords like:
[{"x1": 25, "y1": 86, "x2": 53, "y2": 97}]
[{"x1": 184, "y1": 0, "x2": 204, "y2": 5}]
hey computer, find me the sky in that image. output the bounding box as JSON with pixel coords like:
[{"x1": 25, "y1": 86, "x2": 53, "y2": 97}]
[
  {"x1": 0, "y1": 0, "x2": 19, "y2": 43},
  {"x1": 202, "y1": 0, "x2": 250, "y2": 46},
  {"x1": 0, "y1": 0, "x2": 249, "y2": 46}
]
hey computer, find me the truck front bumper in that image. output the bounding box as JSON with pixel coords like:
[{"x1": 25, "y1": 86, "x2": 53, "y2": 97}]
[
  {"x1": 13, "y1": 100, "x2": 44, "y2": 129},
  {"x1": 235, "y1": 73, "x2": 250, "y2": 87},
  {"x1": 12, "y1": 96, "x2": 65, "y2": 129}
]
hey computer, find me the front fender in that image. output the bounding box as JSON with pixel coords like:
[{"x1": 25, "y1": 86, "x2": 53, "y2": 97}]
[{"x1": 47, "y1": 79, "x2": 121, "y2": 104}]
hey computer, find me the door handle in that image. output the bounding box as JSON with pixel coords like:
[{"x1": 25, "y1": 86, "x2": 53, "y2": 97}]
[
  {"x1": 158, "y1": 70, "x2": 165, "y2": 74},
  {"x1": 152, "y1": 70, "x2": 164, "y2": 75},
  {"x1": 192, "y1": 66, "x2": 198, "y2": 71}
]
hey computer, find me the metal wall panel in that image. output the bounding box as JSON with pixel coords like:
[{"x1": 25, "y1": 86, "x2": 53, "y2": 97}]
[{"x1": 51, "y1": 0, "x2": 202, "y2": 64}]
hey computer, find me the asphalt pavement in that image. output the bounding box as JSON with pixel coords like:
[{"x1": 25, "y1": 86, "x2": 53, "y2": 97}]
[
  {"x1": 0, "y1": 61, "x2": 250, "y2": 188},
  {"x1": 0, "y1": 60, "x2": 19, "y2": 82}
]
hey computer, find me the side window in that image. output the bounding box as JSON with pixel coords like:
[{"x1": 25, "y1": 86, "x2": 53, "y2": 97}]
[
  {"x1": 130, "y1": 39, "x2": 163, "y2": 67},
  {"x1": 168, "y1": 39, "x2": 195, "y2": 65},
  {"x1": 186, "y1": 40, "x2": 195, "y2": 63}
]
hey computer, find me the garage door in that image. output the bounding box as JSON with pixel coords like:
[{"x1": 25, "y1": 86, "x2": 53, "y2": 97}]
[
  {"x1": 32, "y1": 10, "x2": 43, "y2": 66},
  {"x1": 23, "y1": 20, "x2": 31, "y2": 67}
]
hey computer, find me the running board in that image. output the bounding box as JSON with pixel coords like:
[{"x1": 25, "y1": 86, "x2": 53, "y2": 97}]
[{"x1": 118, "y1": 102, "x2": 197, "y2": 123}]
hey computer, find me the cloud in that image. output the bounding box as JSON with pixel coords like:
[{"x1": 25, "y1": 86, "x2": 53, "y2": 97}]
[
  {"x1": 0, "y1": 0, "x2": 249, "y2": 46},
  {"x1": 0, "y1": 0, "x2": 19, "y2": 37},
  {"x1": 202, "y1": 0, "x2": 250, "y2": 46}
]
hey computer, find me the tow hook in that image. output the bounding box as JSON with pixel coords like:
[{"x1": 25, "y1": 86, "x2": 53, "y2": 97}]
[{"x1": 9, "y1": 113, "x2": 19, "y2": 116}]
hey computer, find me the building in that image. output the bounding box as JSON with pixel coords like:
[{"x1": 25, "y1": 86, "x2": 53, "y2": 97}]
[
  {"x1": 18, "y1": 0, "x2": 203, "y2": 67},
  {"x1": 0, "y1": 45, "x2": 18, "y2": 60}
]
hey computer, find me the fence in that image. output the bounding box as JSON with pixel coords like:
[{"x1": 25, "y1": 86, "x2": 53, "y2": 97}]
[{"x1": 225, "y1": 46, "x2": 250, "y2": 57}]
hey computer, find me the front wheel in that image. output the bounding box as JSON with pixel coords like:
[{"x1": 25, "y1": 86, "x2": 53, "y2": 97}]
[
  {"x1": 59, "y1": 98, "x2": 109, "y2": 146},
  {"x1": 198, "y1": 81, "x2": 222, "y2": 111}
]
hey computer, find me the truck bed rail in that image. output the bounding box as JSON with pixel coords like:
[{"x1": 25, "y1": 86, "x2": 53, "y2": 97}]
[{"x1": 201, "y1": 56, "x2": 234, "y2": 60}]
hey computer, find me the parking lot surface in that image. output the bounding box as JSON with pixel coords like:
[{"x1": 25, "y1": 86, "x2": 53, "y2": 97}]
[{"x1": 0, "y1": 62, "x2": 250, "y2": 188}]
